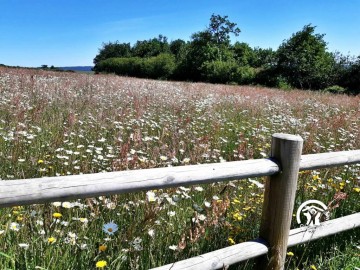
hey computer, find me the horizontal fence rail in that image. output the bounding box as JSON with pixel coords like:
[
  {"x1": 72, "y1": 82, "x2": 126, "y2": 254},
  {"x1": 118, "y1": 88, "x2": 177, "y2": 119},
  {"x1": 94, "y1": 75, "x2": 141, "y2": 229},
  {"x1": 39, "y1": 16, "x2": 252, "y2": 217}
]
[
  {"x1": 0, "y1": 150, "x2": 359, "y2": 208},
  {"x1": 150, "y1": 212, "x2": 360, "y2": 270},
  {"x1": 0, "y1": 132, "x2": 359, "y2": 270}
]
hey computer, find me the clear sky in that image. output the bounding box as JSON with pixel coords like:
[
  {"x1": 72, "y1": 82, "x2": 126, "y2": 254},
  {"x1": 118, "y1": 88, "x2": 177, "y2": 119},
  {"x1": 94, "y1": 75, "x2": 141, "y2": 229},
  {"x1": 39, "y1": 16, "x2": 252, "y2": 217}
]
[{"x1": 1, "y1": 0, "x2": 359, "y2": 67}]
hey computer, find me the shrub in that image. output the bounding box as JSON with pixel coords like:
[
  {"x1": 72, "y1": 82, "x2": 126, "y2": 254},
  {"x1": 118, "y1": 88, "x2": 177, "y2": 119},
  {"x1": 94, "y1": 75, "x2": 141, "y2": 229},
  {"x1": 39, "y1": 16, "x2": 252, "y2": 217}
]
[
  {"x1": 96, "y1": 57, "x2": 143, "y2": 77},
  {"x1": 232, "y1": 66, "x2": 256, "y2": 85},
  {"x1": 200, "y1": 61, "x2": 256, "y2": 85},
  {"x1": 143, "y1": 53, "x2": 176, "y2": 79},
  {"x1": 200, "y1": 60, "x2": 237, "y2": 84},
  {"x1": 322, "y1": 85, "x2": 346, "y2": 94}
]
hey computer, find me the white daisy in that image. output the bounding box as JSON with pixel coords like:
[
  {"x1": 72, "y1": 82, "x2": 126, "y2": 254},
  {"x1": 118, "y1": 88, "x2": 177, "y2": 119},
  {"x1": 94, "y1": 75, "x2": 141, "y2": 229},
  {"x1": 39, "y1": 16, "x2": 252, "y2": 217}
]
[{"x1": 102, "y1": 221, "x2": 118, "y2": 235}]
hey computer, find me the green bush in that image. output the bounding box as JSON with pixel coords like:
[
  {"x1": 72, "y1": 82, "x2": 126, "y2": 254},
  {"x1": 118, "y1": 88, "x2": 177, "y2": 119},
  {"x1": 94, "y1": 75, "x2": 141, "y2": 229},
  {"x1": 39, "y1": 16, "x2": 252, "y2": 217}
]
[
  {"x1": 93, "y1": 54, "x2": 176, "y2": 80},
  {"x1": 276, "y1": 76, "x2": 292, "y2": 90},
  {"x1": 96, "y1": 57, "x2": 143, "y2": 77},
  {"x1": 200, "y1": 60, "x2": 237, "y2": 83},
  {"x1": 200, "y1": 61, "x2": 255, "y2": 84},
  {"x1": 232, "y1": 66, "x2": 256, "y2": 85},
  {"x1": 143, "y1": 53, "x2": 176, "y2": 79},
  {"x1": 322, "y1": 85, "x2": 346, "y2": 94}
]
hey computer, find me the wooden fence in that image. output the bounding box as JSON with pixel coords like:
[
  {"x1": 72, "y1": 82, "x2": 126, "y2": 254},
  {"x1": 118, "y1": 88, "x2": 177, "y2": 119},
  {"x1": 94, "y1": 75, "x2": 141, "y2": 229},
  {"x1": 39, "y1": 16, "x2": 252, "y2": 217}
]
[{"x1": 1, "y1": 133, "x2": 360, "y2": 270}]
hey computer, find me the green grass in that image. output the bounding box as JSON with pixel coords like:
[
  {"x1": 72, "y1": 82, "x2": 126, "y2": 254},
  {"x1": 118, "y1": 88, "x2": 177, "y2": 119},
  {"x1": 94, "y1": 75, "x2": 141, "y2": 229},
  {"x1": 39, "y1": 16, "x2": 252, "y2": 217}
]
[{"x1": 0, "y1": 67, "x2": 359, "y2": 269}]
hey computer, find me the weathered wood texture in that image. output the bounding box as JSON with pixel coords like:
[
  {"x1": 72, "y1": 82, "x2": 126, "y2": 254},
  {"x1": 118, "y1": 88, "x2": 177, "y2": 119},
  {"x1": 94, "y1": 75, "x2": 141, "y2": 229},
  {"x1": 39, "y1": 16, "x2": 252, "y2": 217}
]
[
  {"x1": 288, "y1": 212, "x2": 360, "y2": 247},
  {"x1": 0, "y1": 149, "x2": 359, "y2": 208},
  {"x1": 0, "y1": 159, "x2": 280, "y2": 208},
  {"x1": 299, "y1": 149, "x2": 360, "y2": 171},
  {"x1": 257, "y1": 134, "x2": 303, "y2": 270},
  {"x1": 150, "y1": 213, "x2": 360, "y2": 270}
]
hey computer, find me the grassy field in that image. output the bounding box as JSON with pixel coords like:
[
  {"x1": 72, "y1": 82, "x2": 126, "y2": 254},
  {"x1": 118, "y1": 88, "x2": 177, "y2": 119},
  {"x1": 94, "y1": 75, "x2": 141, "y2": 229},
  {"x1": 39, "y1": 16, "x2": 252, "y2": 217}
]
[{"x1": 0, "y1": 67, "x2": 359, "y2": 269}]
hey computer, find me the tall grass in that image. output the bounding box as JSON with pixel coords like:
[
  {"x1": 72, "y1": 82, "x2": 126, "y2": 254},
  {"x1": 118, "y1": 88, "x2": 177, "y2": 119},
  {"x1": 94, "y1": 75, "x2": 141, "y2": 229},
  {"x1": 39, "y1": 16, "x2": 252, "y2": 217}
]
[{"x1": 0, "y1": 67, "x2": 359, "y2": 269}]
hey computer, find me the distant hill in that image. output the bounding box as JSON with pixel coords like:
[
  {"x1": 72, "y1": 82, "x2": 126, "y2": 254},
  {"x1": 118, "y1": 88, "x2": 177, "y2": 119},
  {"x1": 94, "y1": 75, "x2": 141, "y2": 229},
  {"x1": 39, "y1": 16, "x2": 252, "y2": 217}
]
[{"x1": 58, "y1": 66, "x2": 93, "y2": 72}]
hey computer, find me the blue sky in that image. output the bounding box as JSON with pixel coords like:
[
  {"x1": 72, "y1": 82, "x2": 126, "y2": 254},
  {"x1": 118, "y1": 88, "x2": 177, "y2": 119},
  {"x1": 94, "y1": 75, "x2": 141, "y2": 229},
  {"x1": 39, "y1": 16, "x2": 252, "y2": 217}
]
[{"x1": 1, "y1": 0, "x2": 359, "y2": 67}]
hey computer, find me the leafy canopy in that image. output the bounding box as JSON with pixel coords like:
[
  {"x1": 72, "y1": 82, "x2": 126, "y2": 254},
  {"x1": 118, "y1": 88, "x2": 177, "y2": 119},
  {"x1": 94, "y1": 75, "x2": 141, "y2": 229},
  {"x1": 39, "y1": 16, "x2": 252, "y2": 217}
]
[{"x1": 276, "y1": 24, "x2": 335, "y2": 89}]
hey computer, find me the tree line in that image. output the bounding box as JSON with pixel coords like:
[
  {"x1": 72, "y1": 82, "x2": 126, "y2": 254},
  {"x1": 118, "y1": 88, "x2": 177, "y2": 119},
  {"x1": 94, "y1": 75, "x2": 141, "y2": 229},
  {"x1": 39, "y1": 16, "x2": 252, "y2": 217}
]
[{"x1": 93, "y1": 14, "x2": 360, "y2": 94}]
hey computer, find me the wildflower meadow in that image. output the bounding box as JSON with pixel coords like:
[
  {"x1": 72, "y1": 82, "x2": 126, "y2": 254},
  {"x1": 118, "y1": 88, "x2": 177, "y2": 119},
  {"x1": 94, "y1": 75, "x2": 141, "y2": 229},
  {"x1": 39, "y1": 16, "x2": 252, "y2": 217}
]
[{"x1": 0, "y1": 67, "x2": 359, "y2": 269}]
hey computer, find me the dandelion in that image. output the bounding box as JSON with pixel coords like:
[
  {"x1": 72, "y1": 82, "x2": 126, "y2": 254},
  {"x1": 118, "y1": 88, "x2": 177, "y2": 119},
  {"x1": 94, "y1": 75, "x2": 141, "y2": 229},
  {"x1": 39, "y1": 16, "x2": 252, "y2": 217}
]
[
  {"x1": 287, "y1": 251, "x2": 294, "y2": 256},
  {"x1": 228, "y1": 237, "x2": 235, "y2": 245},
  {"x1": 52, "y1": 212, "x2": 62, "y2": 219},
  {"x1": 102, "y1": 221, "x2": 118, "y2": 235},
  {"x1": 48, "y1": 237, "x2": 56, "y2": 244},
  {"x1": 353, "y1": 187, "x2": 360, "y2": 193},
  {"x1": 96, "y1": 260, "x2": 107, "y2": 268},
  {"x1": 233, "y1": 213, "x2": 243, "y2": 221},
  {"x1": 37, "y1": 159, "x2": 44, "y2": 164}
]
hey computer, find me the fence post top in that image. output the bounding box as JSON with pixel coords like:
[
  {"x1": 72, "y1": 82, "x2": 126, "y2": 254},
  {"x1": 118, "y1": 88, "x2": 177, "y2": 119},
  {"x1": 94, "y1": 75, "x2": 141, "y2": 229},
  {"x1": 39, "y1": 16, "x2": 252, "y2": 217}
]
[{"x1": 272, "y1": 133, "x2": 303, "y2": 142}]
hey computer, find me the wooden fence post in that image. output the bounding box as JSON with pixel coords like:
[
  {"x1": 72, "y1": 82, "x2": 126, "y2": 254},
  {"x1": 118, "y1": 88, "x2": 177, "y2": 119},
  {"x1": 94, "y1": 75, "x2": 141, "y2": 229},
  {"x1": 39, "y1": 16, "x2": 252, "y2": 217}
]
[{"x1": 256, "y1": 133, "x2": 303, "y2": 270}]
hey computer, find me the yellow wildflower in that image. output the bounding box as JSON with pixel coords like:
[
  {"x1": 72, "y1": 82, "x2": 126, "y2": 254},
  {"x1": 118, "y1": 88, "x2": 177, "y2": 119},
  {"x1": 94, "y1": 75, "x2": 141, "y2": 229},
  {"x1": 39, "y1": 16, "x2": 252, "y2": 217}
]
[
  {"x1": 99, "y1": 244, "x2": 107, "y2": 252},
  {"x1": 310, "y1": 265, "x2": 317, "y2": 270},
  {"x1": 232, "y1": 212, "x2": 243, "y2": 221},
  {"x1": 287, "y1": 251, "x2": 294, "y2": 256},
  {"x1": 48, "y1": 237, "x2": 56, "y2": 243},
  {"x1": 37, "y1": 159, "x2": 44, "y2": 164},
  {"x1": 353, "y1": 187, "x2": 360, "y2": 193},
  {"x1": 96, "y1": 260, "x2": 107, "y2": 268},
  {"x1": 228, "y1": 237, "x2": 235, "y2": 245},
  {"x1": 52, "y1": 212, "x2": 62, "y2": 219}
]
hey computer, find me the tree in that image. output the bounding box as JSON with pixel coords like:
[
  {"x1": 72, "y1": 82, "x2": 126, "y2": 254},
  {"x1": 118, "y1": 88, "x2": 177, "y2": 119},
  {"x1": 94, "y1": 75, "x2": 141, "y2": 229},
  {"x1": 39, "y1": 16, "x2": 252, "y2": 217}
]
[
  {"x1": 232, "y1": 42, "x2": 255, "y2": 66},
  {"x1": 252, "y1": 47, "x2": 276, "y2": 68},
  {"x1": 208, "y1": 14, "x2": 241, "y2": 45},
  {"x1": 169, "y1": 39, "x2": 186, "y2": 59},
  {"x1": 177, "y1": 14, "x2": 240, "y2": 81},
  {"x1": 276, "y1": 24, "x2": 335, "y2": 89},
  {"x1": 340, "y1": 55, "x2": 360, "y2": 94},
  {"x1": 93, "y1": 42, "x2": 132, "y2": 71},
  {"x1": 132, "y1": 35, "x2": 170, "y2": 58}
]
